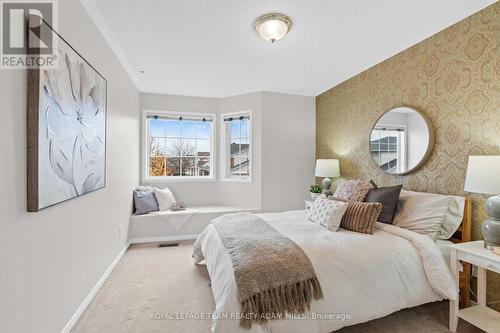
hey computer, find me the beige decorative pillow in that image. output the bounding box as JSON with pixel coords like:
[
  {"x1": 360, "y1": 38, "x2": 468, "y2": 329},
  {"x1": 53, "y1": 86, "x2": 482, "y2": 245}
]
[
  {"x1": 334, "y1": 180, "x2": 373, "y2": 202},
  {"x1": 328, "y1": 196, "x2": 346, "y2": 202},
  {"x1": 153, "y1": 187, "x2": 177, "y2": 211},
  {"x1": 341, "y1": 202, "x2": 382, "y2": 234},
  {"x1": 308, "y1": 196, "x2": 349, "y2": 231}
]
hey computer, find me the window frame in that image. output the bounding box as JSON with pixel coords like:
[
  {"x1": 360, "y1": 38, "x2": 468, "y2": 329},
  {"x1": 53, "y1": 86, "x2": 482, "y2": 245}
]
[
  {"x1": 219, "y1": 110, "x2": 253, "y2": 183},
  {"x1": 371, "y1": 124, "x2": 407, "y2": 173},
  {"x1": 142, "y1": 109, "x2": 216, "y2": 182}
]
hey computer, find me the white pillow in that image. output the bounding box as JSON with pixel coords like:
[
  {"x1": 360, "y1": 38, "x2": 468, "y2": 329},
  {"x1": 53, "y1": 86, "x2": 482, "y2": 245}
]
[
  {"x1": 437, "y1": 194, "x2": 465, "y2": 239},
  {"x1": 394, "y1": 190, "x2": 464, "y2": 239},
  {"x1": 153, "y1": 187, "x2": 177, "y2": 211},
  {"x1": 307, "y1": 196, "x2": 349, "y2": 231}
]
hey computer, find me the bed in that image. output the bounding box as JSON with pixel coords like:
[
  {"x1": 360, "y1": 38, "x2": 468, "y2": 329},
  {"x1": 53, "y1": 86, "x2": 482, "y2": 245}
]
[{"x1": 194, "y1": 196, "x2": 472, "y2": 333}]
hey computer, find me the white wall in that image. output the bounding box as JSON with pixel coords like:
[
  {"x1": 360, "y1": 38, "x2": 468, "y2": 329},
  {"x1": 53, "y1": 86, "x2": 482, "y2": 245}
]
[
  {"x1": 378, "y1": 112, "x2": 408, "y2": 127},
  {"x1": 0, "y1": 0, "x2": 140, "y2": 332},
  {"x1": 261, "y1": 92, "x2": 316, "y2": 212},
  {"x1": 218, "y1": 92, "x2": 263, "y2": 209},
  {"x1": 407, "y1": 112, "x2": 429, "y2": 169},
  {"x1": 140, "y1": 91, "x2": 315, "y2": 212}
]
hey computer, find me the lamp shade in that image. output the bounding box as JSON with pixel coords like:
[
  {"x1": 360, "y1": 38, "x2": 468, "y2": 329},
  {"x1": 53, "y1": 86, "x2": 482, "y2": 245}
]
[
  {"x1": 315, "y1": 159, "x2": 340, "y2": 178},
  {"x1": 464, "y1": 156, "x2": 500, "y2": 195}
]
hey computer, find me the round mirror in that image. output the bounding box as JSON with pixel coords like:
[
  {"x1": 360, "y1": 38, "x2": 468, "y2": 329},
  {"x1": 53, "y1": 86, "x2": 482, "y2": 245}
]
[{"x1": 369, "y1": 106, "x2": 434, "y2": 175}]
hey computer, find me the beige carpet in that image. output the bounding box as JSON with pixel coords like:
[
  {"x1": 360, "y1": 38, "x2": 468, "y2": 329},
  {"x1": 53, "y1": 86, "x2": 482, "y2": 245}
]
[{"x1": 72, "y1": 241, "x2": 483, "y2": 333}]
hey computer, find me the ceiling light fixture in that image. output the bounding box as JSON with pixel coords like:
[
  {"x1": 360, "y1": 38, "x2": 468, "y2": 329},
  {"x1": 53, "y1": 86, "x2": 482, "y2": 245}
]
[{"x1": 255, "y1": 13, "x2": 292, "y2": 43}]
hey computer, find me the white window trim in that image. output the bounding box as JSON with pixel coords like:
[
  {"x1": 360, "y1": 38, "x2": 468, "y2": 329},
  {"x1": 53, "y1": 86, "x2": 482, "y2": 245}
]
[
  {"x1": 142, "y1": 109, "x2": 216, "y2": 183},
  {"x1": 219, "y1": 110, "x2": 253, "y2": 183},
  {"x1": 373, "y1": 124, "x2": 408, "y2": 173}
]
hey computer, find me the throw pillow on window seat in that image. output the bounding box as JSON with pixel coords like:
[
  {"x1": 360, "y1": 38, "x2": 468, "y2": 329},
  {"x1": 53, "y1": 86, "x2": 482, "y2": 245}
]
[
  {"x1": 133, "y1": 189, "x2": 159, "y2": 215},
  {"x1": 153, "y1": 187, "x2": 177, "y2": 211}
]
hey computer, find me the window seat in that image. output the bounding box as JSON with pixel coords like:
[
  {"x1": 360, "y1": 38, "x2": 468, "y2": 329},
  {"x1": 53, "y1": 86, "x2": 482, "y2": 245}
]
[{"x1": 129, "y1": 205, "x2": 258, "y2": 244}]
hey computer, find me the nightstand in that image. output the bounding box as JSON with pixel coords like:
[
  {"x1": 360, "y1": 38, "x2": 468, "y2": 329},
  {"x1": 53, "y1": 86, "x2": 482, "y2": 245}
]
[
  {"x1": 305, "y1": 200, "x2": 313, "y2": 210},
  {"x1": 449, "y1": 241, "x2": 500, "y2": 333}
]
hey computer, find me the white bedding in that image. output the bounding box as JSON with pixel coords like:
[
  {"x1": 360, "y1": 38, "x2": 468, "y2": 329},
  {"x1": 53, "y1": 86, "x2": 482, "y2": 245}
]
[
  {"x1": 435, "y1": 239, "x2": 464, "y2": 272},
  {"x1": 195, "y1": 210, "x2": 458, "y2": 333},
  {"x1": 436, "y1": 239, "x2": 454, "y2": 267}
]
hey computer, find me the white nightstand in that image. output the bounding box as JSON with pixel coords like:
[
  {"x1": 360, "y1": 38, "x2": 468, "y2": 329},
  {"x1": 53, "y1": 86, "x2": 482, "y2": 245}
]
[
  {"x1": 449, "y1": 241, "x2": 500, "y2": 333},
  {"x1": 305, "y1": 200, "x2": 313, "y2": 210}
]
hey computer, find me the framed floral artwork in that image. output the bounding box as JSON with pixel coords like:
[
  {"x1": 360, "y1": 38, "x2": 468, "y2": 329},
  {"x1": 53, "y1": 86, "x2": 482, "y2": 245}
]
[{"x1": 27, "y1": 18, "x2": 107, "y2": 212}]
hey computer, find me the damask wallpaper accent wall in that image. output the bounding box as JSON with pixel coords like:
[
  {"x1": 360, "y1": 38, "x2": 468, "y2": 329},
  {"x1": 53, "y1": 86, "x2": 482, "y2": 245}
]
[{"x1": 317, "y1": 2, "x2": 500, "y2": 306}]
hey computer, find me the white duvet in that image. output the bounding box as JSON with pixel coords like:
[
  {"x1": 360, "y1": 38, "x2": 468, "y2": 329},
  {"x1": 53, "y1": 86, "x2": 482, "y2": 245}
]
[{"x1": 195, "y1": 210, "x2": 458, "y2": 333}]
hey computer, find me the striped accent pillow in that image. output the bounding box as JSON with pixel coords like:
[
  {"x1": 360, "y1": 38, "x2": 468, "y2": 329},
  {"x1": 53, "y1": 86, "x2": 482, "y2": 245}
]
[{"x1": 341, "y1": 202, "x2": 382, "y2": 234}]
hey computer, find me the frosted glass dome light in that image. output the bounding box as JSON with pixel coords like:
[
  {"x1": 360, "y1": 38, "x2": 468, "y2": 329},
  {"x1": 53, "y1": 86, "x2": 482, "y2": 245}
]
[{"x1": 255, "y1": 13, "x2": 292, "y2": 43}]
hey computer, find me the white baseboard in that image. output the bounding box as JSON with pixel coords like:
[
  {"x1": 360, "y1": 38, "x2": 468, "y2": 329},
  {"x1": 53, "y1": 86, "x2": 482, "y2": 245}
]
[
  {"x1": 129, "y1": 234, "x2": 199, "y2": 244},
  {"x1": 61, "y1": 242, "x2": 130, "y2": 333}
]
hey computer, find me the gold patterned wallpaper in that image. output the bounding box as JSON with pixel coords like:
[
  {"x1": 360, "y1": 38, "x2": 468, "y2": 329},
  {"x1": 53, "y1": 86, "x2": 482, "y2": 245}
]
[{"x1": 316, "y1": 2, "x2": 500, "y2": 306}]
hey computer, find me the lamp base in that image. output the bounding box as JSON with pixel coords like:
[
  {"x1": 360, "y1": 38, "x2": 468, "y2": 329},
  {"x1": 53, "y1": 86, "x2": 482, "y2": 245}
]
[
  {"x1": 322, "y1": 177, "x2": 332, "y2": 196},
  {"x1": 482, "y1": 195, "x2": 500, "y2": 250},
  {"x1": 482, "y1": 218, "x2": 500, "y2": 250}
]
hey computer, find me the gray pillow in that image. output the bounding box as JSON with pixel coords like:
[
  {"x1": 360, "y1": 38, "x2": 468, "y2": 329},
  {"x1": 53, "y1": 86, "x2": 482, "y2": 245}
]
[
  {"x1": 133, "y1": 190, "x2": 159, "y2": 215},
  {"x1": 364, "y1": 182, "x2": 402, "y2": 224}
]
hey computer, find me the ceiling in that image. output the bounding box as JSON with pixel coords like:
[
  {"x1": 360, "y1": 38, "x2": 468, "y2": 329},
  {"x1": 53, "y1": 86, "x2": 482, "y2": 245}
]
[{"x1": 83, "y1": 0, "x2": 496, "y2": 98}]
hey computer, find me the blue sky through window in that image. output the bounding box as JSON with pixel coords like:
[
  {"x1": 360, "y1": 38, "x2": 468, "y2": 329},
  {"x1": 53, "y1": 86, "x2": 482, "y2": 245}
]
[{"x1": 148, "y1": 117, "x2": 212, "y2": 157}]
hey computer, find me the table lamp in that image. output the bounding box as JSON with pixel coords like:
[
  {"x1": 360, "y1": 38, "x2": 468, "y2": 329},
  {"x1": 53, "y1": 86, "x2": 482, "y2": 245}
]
[
  {"x1": 315, "y1": 159, "x2": 340, "y2": 196},
  {"x1": 464, "y1": 155, "x2": 500, "y2": 250}
]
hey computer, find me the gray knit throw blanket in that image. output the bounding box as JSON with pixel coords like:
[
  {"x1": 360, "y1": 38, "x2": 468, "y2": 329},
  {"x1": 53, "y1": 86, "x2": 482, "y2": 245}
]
[{"x1": 193, "y1": 212, "x2": 323, "y2": 329}]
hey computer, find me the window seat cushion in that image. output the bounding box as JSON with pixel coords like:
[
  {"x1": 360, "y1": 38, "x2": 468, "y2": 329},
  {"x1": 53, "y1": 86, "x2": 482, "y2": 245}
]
[{"x1": 129, "y1": 205, "x2": 259, "y2": 243}]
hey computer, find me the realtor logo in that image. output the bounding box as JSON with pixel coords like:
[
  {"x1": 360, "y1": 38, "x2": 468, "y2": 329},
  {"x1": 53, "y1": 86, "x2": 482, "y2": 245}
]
[{"x1": 1, "y1": 0, "x2": 58, "y2": 68}]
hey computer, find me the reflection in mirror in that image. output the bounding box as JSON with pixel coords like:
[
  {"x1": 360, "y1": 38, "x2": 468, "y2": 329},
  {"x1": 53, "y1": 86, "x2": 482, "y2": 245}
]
[{"x1": 370, "y1": 106, "x2": 434, "y2": 175}]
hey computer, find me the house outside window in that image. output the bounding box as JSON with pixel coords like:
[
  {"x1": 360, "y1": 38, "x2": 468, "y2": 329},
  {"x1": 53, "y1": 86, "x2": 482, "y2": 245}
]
[
  {"x1": 221, "y1": 111, "x2": 252, "y2": 182},
  {"x1": 144, "y1": 110, "x2": 215, "y2": 181}
]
